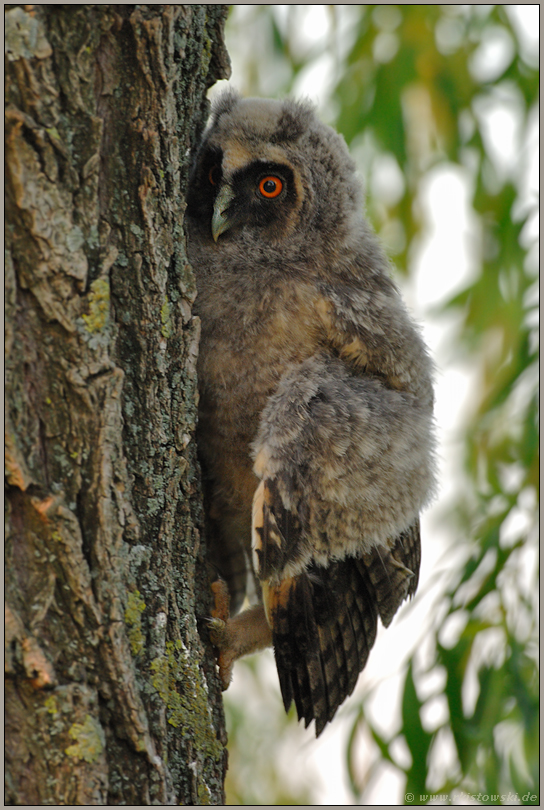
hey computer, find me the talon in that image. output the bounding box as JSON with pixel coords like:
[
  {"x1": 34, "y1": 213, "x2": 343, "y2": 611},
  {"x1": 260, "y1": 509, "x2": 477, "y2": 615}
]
[
  {"x1": 207, "y1": 616, "x2": 227, "y2": 647},
  {"x1": 208, "y1": 579, "x2": 235, "y2": 688},
  {"x1": 207, "y1": 620, "x2": 235, "y2": 690},
  {"x1": 217, "y1": 652, "x2": 235, "y2": 691}
]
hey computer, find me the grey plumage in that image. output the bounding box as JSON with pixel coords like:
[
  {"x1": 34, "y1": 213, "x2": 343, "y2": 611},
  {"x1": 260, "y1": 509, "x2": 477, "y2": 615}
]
[{"x1": 186, "y1": 90, "x2": 436, "y2": 735}]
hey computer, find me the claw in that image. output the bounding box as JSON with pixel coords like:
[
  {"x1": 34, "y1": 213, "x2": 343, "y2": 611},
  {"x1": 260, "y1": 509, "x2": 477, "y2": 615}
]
[
  {"x1": 207, "y1": 616, "x2": 227, "y2": 647},
  {"x1": 208, "y1": 580, "x2": 235, "y2": 689},
  {"x1": 207, "y1": 617, "x2": 235, "y2": 690}
]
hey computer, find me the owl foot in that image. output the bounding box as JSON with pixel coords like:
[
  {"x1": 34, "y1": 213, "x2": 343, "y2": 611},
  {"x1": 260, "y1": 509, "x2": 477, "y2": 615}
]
[
  {"x1": 207, "y1": 616, "x2": 237, "y2": 690},
  {"x1": 207, "y1": 598, "x2": 274, "y2": 690},
  {"x1": 208, "y1": 579, "x2": 234, "y2": 688},
  {"x1": 210, "y1": 578, "x2": 230, "y2": 623}
]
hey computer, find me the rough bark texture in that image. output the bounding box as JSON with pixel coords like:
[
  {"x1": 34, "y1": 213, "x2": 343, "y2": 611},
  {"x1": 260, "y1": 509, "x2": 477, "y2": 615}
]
[{"x1": 5, "y1": 5, "x2": 231, "y2": 804}]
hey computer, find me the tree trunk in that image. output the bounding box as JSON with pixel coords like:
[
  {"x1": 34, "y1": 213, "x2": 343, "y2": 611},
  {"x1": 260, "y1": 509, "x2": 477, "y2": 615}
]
[{"x1": 5, "y1": 5, "x2": 230, "y2": 804}]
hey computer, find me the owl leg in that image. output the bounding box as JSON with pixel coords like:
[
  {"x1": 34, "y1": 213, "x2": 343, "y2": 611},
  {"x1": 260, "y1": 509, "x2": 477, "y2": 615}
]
[{"x1": 208, "y1": 583, "x2": 272, "y2": 689}]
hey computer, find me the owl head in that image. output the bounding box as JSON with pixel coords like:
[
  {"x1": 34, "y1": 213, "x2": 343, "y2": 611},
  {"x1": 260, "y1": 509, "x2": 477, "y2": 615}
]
[{"x1": 186, "y1": 90, "x2": 368, "y2": 263}]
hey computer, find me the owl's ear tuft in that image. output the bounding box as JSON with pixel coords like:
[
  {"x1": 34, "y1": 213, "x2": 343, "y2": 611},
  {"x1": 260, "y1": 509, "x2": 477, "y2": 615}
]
[
  {"x1": 272, "y1": 99, "x2": 315, "y2": 144},
  {"x1": 211, "y1": 88, "x2": 242, "y2": 123}
]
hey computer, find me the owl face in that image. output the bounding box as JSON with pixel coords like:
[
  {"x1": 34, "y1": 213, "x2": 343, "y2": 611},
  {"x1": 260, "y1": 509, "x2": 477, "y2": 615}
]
[
  {"x1": 186, "y1": 92, "x2": 363, "y2": 254},
  {"x1": 189, "y1": 145, "x2": 301, "y2": 243}
]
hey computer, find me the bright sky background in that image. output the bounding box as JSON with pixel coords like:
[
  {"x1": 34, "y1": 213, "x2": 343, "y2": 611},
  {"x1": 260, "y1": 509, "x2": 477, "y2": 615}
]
[{"x1": 210, "y1": 5, "x2": 539, "y2": 805}]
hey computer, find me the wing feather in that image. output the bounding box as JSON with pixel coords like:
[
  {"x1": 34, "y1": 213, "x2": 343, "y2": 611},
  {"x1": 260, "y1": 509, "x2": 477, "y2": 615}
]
[
  {"x1": 362, "y1": 520, "x2": 420, "y2": 627},
  {"x1": 256, "y1": 478, "x2": 421, "y2": 735},
  {"x1": 392, "y1": 520, "x2": 421, "y2": 597},
  {"x1": 266, "y1": 557, "x2": 384, "y2": 735}
]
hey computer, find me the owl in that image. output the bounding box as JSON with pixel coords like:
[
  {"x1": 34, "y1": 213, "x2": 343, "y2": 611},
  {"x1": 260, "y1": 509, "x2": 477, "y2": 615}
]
[{"x1": 186, "y1": 91, "x2": 435, "y2": 736}]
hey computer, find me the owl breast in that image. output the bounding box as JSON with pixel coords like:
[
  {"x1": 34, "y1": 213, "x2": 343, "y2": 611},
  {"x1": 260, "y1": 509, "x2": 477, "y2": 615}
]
[{"x1": 195, "y1": 274, "x2": 323, "y2": 520}]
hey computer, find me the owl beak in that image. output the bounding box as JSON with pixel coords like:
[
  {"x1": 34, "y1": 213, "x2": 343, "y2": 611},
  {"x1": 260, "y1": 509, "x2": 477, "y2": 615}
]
[{"x1": 211, "y1": 185, "x2": 236, "y2": 242}]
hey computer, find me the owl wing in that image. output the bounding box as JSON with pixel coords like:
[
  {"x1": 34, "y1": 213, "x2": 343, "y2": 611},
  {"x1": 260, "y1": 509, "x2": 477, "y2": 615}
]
[
  {"x1": 253, "y1": 477, "x2": 420, "y2": 735},
  {"x1": 249, "y1": 280, "x2": 433, "y2": 735}
]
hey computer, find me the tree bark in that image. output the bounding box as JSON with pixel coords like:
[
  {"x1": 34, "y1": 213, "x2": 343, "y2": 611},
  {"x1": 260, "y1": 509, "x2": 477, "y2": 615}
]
[{"x1": 5, "y1": 5, "x2": 230, "y2": 804}]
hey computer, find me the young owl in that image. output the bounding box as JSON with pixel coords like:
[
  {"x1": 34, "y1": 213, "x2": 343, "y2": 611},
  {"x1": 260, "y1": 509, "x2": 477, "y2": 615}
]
[{"x1": 186, "y1": 91, "x2": 435, "y2": 736}]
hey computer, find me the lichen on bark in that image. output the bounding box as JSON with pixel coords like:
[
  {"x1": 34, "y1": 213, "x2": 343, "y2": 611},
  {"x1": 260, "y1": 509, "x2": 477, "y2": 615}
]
[{"x1": 5, "y1": 5, "x2": 231, "y2": 805}]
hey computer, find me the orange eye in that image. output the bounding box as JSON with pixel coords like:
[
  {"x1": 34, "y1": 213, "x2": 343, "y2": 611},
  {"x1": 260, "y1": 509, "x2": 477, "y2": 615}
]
[
  {"x1": 208, "y1": 165, "x2": 220, "y2": 186},
  {"x1": 258, "y1": 176, "x2": 283, "y2": 198}
]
